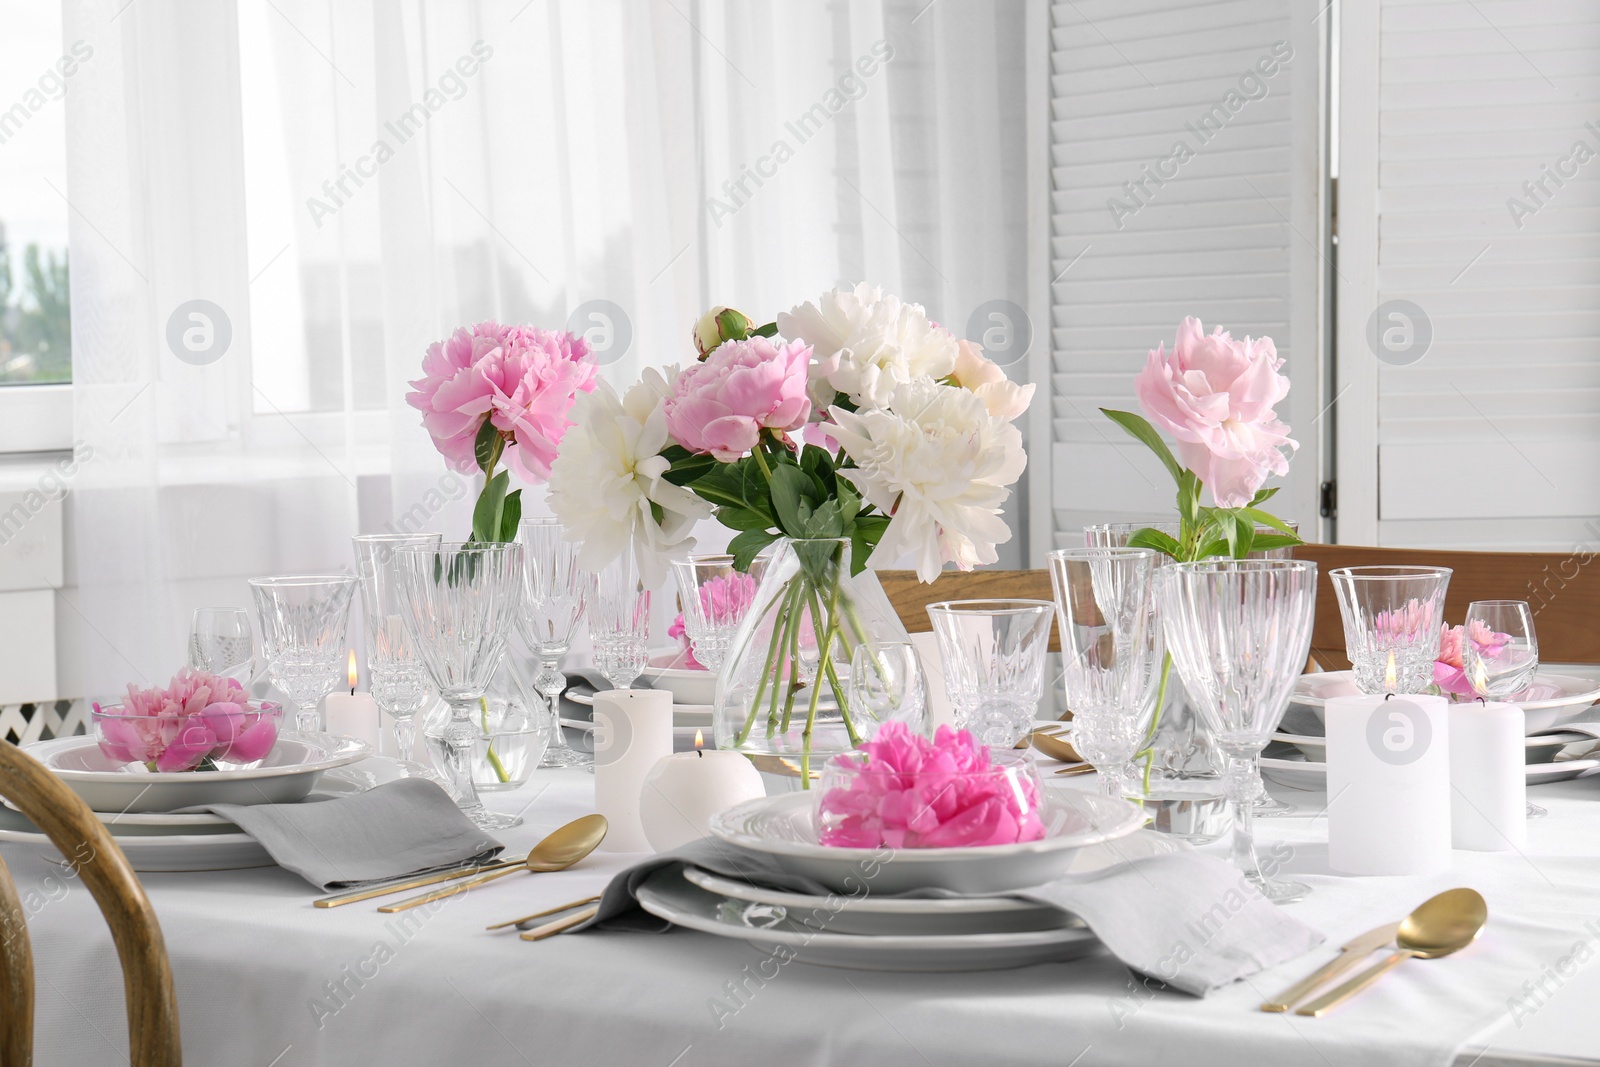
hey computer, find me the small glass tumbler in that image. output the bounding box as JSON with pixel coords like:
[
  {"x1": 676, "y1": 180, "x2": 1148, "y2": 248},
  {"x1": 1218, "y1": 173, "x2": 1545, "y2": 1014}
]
[
  {"x1": 1329, "y1": 566, "x2": 1453, "y2": 694},
  {"x1": 591, "y1": 554, "x2": 651, "y2": 690},
  {"x1": 671, "y1": 555, "x2": 767, "y2": 673},
  {"x1": 926, "y1": 599, "x2": 1054, "y2": 748}
]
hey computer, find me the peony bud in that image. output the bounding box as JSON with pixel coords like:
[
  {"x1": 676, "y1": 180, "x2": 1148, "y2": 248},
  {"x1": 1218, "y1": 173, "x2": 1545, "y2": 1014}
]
[{"x1": 692, "y1": 306, "x2": 753, "y2": 359}]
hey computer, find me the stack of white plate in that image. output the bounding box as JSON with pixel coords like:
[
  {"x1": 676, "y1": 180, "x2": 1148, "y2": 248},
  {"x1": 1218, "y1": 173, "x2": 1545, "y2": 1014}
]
[
  {"x1": 0, "y1": 733, "x2": 373, "y2": 872},
  {"x1": 633, "y1": 785, "x2": 1164, "y2": 972}
]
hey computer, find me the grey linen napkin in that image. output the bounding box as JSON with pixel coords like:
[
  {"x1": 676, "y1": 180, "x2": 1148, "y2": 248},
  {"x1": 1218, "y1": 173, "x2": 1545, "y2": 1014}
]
[
  {"x1": 202, "y1": 778, "x2": 504, "y2": 890},
  {"x1": 569, "y1": 837, "x2": 1324, "y2": 996}
]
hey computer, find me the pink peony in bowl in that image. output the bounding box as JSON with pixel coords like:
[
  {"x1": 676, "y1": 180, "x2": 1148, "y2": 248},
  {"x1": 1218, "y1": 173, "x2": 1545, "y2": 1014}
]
[
  {"x1": 92, "y1": 669, "x2": 283, "y2": 773},
  {"x1": 817, "y1": 722, "x2": 1047, "y2": 849}
]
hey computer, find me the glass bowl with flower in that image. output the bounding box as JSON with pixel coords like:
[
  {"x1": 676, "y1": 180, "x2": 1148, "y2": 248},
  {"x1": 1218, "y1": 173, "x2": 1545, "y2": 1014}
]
[
  {"x1": 816, "y1": 722, "x2": 1047, "y2": 849},
  {"x1": 92, "y1": 669, "x2": 283, "y2": 773}
]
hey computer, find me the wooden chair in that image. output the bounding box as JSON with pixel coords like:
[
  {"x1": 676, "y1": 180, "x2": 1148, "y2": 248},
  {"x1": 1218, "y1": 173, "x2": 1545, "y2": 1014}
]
[
  {"x1": 880, "y1": 543, "x2": 1600, "y2": 668},
  {"x1": 0, "y1": 741, "x2": 180, "y2": 1066}
]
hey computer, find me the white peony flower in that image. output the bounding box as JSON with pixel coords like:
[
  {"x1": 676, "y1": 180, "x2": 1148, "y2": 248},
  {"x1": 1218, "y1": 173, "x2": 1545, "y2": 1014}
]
[
  {"x1": 778, "y1": 283, "x2": 959, "y2": 409},
  {"x1": 951, "y1": 339, "x2": 1035, "y2": 422},
  {"x1": 828, "y1": 378, "x2": 1027, "y2": 583},
  {"x1": 548, "y1": 365, "x2": 711, "y2": 583}
]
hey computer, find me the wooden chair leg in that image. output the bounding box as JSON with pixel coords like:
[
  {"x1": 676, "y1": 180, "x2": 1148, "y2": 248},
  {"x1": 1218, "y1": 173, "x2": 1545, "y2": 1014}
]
[{"x1": 0, "y1": 851, "x2": 33, "y2": 1067}]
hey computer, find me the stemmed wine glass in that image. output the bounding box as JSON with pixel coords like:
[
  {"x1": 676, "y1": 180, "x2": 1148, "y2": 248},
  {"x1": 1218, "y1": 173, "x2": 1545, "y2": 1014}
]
[
  {"x1": 590, "y1": 554, "x2": 651, "y2": 690},
  {"x1": 1462, "y1": 599, "x2": 1543, "y2": 818},
  {"x1": 1159, "y1": 559, "x2": 1318, "y2": 903},
  {"x1": 353, "y1": 533, "x2": 442, "y2": 775},
  {"x1": 518, "y1": 518, "x2": 592, "y2": 769},
  {"x1": 394, "y1": 541, "x2": 524, "y2": 830},
  {"x1": 1047, "y1": 547, "x2": 1164, "y2": 799},
  {"x1": 189, "y1": 608, "x2": 253, "y2": 680},
  {"x1": 848, "y1": 642, "x2": 925, "y2": 728},
  {"x1": 671, "y1": 555, "x2": 766, "y2": 672},
  {"x1": 249, "y1": 576, "x2": 358, "y2": 734}
]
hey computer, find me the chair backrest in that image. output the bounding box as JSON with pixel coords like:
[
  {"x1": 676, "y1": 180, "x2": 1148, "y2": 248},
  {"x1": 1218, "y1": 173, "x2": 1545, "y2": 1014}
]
[
  {"x1": 0, "y1": 741, "x2": 181, "y2": 1067},
  {"x1": 1295, "y1": 543, "x2": 1600, "y2": 668}
]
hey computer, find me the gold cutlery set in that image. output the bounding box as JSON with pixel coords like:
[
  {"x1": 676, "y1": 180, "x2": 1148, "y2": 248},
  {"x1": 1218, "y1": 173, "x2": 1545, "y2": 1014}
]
[
  {"x1": 1026, "y1": 726, "x2": 1096, "y2": 776},
  {"x1": 313, "y1": 813, "x2": 609, "y2": 940},
  {"x1": 1261, "y1": 888, "x2": 1488, "y2": 1015}
]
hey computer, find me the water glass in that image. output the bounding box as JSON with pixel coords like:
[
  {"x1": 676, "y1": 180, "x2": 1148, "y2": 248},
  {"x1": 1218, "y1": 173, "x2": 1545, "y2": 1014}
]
[
  {"x1": 926, "y1": 599, "x2": 1054, "y2": 748},
  {"x1": 395, "y1": 541, "x2": 524, "y2": 831},
  {"x1": 591, "y1": 554, "x2": 650, "y2": 690},
  {"x1": 519, "y1": 518, "x2": 592, "y2": 769},
  {"x1": 1159, "y1": 560, "x2": 1318, "y2": 903},
  {"x1": 189, "y1": 607, "x2": 253, "y2": 679},
  {"x1": 1462, "y1": 600, "x2": 1539, "y2": 700},
  {"x1": 671, "y1": 555, "x2": 766, "y2": 672},
  {"x1": 1330, "y1": 566, "x2": 1452, "y2": 694},
  {"x1": 1047, "y1": 548, "x2": 1163, "y2": 799},
  {"x1": 249, "y1": 576, "x2": 358, "y2": 734},
  {"x1": 848, "y1": 642, "x2": 924, "y2": 729},
  {"x1": 353, "y1": 533, "x2": 441, "y2": 774}
]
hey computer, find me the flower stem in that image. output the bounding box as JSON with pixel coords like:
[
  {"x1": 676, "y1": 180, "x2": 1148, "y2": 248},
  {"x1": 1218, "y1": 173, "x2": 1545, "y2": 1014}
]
[
  {"x1": 479, "y1": 696, "x2": 510, "y2": 783},
  {"x1": 1140, "y1": 652, "x2": 1174, "y2": 797}
]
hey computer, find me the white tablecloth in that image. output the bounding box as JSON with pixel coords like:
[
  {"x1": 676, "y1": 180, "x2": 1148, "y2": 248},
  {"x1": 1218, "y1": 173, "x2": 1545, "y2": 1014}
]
[{"x1": 8, "y1": 768, "x2": 1600, "y2": 1067}]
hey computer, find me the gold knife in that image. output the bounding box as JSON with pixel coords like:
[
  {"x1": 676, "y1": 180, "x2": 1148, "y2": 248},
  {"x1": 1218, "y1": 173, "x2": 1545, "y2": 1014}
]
[
  {"x1": 312, "y1": 859, "x2": 521, "y2": 909},
  {"x1": 1259, "y1": 921, "x2": 1399, "y2": 1012}
]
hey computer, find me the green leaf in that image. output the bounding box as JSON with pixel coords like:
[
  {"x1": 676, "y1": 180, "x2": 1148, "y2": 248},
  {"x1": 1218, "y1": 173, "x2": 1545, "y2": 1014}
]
[
  {"x1": 849, "y1": 514, "x2": 890, "y2": 576},
  {"x1": 1126, "y1": 528, "x2": 1181, "y2": 559},
  {"x1": 472, "y1": 470, "x2": 509, "y2": 542},
  {"x1": 729, "y1": 529, "x2": 779, "y2": 572},
  {"x1": 1246, "y1": 534, "x2": 1301, "y2": 551},
  {"x1": 768, "y1": 464, "x2": 812, "y2": 536},
  {"x1": 803, "y1": 499, "x2": 844, "y2": 539},
  {"x1": 1100, "y1": 409, "x2": 1183, "y2": 484},
  {"x1": 1231, "y1": 512, "x2": 1255, "y2": 559},
  {"x1": 1239, "y1": 507, "x2": 1299, "y2": 538},
  {"x1": 1194, "y1": 537, "x2": 1228, "y2": 560},
  {"x1": 836, "y1": 477, "x2": 861, "y2": 526},
  {"x1": 1249, "y1": 486, "x2": 1280, "y2": 506},
  {"x1": 750, "y1": 321, "x2": 778, "y2": 338},
  {"x1": 715, "y1": 507, "x2": 775, "y2": 532},
  {"x1": 663, "y1": 451, "x2": 718, "y2": 487},
  {"x1": 474, "y1": 419, "x2": 504, "y2": 475},
  {"x1": 498, "y1": 489, "x2": 522, "y2": 543}
]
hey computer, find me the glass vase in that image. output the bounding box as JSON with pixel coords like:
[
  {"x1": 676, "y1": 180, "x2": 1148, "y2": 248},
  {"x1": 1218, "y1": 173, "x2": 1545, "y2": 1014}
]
[
  {"x1": 711, "y1": 537, "x2": 924, "y2": 779},
  {"x1": 422, "y1": 657, "x2": 548, "y2": 792},
  {"x1": 1133, "y1": 660, "x2": 1230, "y2": 843}
]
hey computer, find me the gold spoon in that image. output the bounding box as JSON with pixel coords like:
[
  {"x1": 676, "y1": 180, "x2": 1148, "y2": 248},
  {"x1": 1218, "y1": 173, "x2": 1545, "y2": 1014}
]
[
  {"x1": 378, "y1": 814, "x2": 609, "y2": 913},
  {"x1": 1296, "y1": 888, "x2": 1488, "y2": 1016},
  {"x1": 1030, "y1": 728, "x2": 1082, "y2": 763}
]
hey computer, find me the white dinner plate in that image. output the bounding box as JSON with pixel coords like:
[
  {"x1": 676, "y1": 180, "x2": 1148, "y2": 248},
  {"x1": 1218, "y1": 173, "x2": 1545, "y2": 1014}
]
[
  {"x1": 1259, "y1": 752, "x2": 1600, "y2": 791},
  {"x1": 681, "y1": 829, "x2": 1183, "y2": 936},
  {"x1": 708, "y1": 786, "x2": 1145, "y2": 895},
  {"x1": 638, "y1": 649, "x2": 717, "y2": 705},
  {"x1": 1272, "y1": 729, "x2": 1592, "y2": 766},
  {"x1": 1292, "y1": 669, "x2": 1600, "y2": 733},
  {"x1": 636, "y1": 866, "x2": 1101, "y2": 972},
  {"x1": 27, "y1": 732, "x2": 373, "y2": 814}
]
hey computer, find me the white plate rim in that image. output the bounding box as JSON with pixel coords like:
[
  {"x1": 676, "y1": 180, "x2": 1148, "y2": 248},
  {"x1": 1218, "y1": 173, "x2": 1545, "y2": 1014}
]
[
  {"x1": 708, "y1": 787, "x2": 1145, "y2": 864},
  {"x1": 1293, "y1": 670, "x2": 1600, "y2": 712},
  {"x1": 636, "y1": 867, "x2": 1095, "y2": 952},
  {"x1": 1271, "y1": 730, "x2": 1585, "y2": 749},
  {"x1": 26, "y1": 732, "x2": 372, "y2": 782},
  {"x1": 680, "y1": 865, "x2": 1043, "y2": 917},
  {"x1": 1259, "y1": 753, "x2": 1600, "y2": 782}
]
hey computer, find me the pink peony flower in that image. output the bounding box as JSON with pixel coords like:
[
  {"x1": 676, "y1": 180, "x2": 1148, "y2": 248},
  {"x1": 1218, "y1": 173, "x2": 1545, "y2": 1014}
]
[
  {"x1": 663, "y1": 336, "x2": 812, "y2": 462},
  {"x1": 950, "y1": 339, "x2": 1034, "y2": 422},
  {"x1": 406, "y1": 322, "x2": 597, "y2": 483},
  {"x1": 1433, "y1": 621, "x2": 1511, "y2": 698},
  {"x1": 94, "y1": 669, "x2": 279, "y2": 772},
  {"x1": 665, "y1": 614, "x2": 706, "y2": 670},
  {"x1": 1135, "y1": 317, "x2": 1297, "y2": 508},
  {"x1": 818, "y1": 722, "x2": 1046, "y2": 849}
]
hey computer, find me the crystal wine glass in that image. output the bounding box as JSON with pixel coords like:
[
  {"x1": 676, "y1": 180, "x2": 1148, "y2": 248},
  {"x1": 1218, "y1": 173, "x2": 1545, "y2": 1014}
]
[
  {"x1": 591, "y1": 554, "x2": 650, "y2": 690},
  {"x1": 1047, "y1": 547, "x2": 1163, "y2": 799},
  {"x1": 518, "y1": 518, "x2": 592, "y2": 770},
  {"x1": 671, "y1": 554, "x2": 766, "y2": 672},
  {"x1": 926, "y1": 599, "x2": 1054, "y2": 748},
  {"x1": 249, "y1": 575, "x2": 358, "y2": 734},
  {"x1": 1159, "y1": 559, "x2": 1318, "y2": 903},
  {"x1": 1463, "y1": 599, "x2": 1544, "y2": 818},
  {"x1": 848, "y1": 642, "x2": 924, "y2": 728},
  {"x1": 353, "y1": 533, "x2": 442, "y2": 776},
  {"x1": 189, "y1": 607, "x2": 253, "y2": 680},
  {"x1": 394, "y1": 541, "x2": 524, "y2": 830}
]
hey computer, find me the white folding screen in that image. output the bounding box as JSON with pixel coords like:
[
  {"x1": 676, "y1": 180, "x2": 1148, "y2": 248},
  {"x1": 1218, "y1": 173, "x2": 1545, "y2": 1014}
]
[
  {"x1": 1340, "y1": 0, "x2": 1600, "y2": 549},
  {"x1": 1044, "y1": 0, "x2": 1327, "y2": 553}
]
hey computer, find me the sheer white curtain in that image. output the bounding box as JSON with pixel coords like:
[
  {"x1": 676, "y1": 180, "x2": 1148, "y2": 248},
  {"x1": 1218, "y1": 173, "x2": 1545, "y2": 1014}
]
[{"x1": 62, "y1": 0, "x2": 1031, "y2": 701}]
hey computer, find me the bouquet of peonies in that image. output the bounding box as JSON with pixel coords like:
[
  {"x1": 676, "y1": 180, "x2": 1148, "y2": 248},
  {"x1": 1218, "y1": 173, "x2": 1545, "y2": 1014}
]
[
  {"x1": 93, "y1": 669, "x2": 280, "y2": 772},
  {"x1": 548, "y1": 283, "x2": 1033, "y2": 583}
]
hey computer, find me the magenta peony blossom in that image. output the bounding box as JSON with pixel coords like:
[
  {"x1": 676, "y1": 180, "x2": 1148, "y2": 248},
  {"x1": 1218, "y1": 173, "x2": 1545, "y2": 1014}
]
[
  {"x1": 818, "y1": 722, "x2": 1046, "y2": 849},
  {"x1": 407, "y1": 322, "x2": 597, "y2": 483},
  {"x1": 1433, "y1": 621, "x2": 1511, "y2": 698},
  {"x1": 663, "y1": 336, "x2": 812, "y2": 462},
  {"x1": 1135, "y1": 317, "x2": 1296, "y2": 508},
  {"x1": 93, "y1": 669, "x2": 280, "y2": 772}
]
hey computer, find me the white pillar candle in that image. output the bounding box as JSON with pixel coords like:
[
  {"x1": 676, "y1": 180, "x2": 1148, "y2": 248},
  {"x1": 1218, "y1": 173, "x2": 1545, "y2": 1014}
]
[
  {"x1": 1449, "y1": 701, "x2": 1527, "y2": 852},
  {"x1": 324, "y1": 690, "x2": 382, "y2": 749},
  {"x1": 640, "y1": 733, "x2": 767, "y2": 852},
  {"x1": 593, "y1": 688, "x2": 674, "y2": 852},
  {"x1": 1326, "y1": 692, "x2": 1451, "y2": 876}
]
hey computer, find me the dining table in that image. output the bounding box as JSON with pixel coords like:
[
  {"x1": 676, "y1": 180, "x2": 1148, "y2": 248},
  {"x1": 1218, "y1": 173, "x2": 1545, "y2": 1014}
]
[{"x1": 7, "y1": 764, "x2": 1600, "y2": 1067}]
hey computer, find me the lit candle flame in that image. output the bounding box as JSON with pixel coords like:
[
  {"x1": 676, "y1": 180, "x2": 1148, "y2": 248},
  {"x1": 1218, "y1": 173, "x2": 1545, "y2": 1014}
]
[
  {"x1": 693, "y1": 729, "x2": 705, "y2": 752},
  {"x1": 1472, "y1": 657, "x2": 1489, "y2": 697},
  {"x1": 1384, "y1": 650, "x2": 1397, "y2": 694},
  {"x1": 346, "y1": 650, "x2": 359, "y2": 693}
]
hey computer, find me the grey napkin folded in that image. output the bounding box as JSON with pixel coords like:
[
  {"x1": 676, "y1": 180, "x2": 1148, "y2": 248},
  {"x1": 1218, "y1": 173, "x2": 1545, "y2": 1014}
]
[
  {"x1": 570, "y1": 837, "x2": 1324, "y2": 996},
  {"x1": 203, "y1": 778, "x2": 504, "y2": 890}
]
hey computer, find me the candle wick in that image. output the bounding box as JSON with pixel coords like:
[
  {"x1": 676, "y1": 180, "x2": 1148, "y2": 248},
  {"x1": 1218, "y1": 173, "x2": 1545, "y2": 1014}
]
[
  {"x1": 696, "y1": 749, "x2": 703, "y2": 758},
  {"x1": 350, "y1": 687, "x2": 356, "y2": 697},
  {"x1": 1384, "y1": 692, "x2": 1393, "y2": 701}
]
